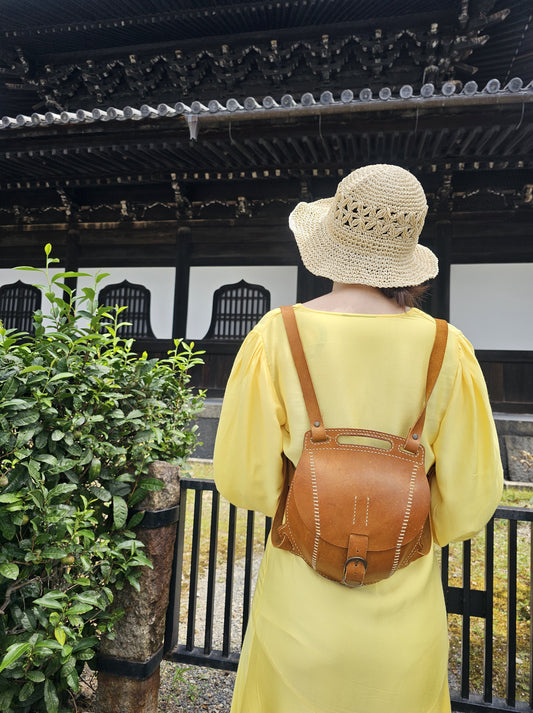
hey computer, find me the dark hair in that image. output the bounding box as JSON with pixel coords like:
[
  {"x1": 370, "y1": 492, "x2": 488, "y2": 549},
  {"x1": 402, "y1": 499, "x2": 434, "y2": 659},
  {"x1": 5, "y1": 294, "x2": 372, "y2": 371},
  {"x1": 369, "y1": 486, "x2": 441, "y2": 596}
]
[{"x1": 380, "y1": 283, "x2": 431, "y2": 309}]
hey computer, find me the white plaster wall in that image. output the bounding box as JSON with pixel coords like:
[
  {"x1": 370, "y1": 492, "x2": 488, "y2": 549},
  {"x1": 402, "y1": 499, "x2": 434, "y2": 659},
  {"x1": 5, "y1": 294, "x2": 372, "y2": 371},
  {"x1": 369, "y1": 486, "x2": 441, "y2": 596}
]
[
  {"x1": 450, "y1": 263, "x2": 533, "y2": 350},
  {"x1": 187, "y1": 266, "x2": 299, "y2": 339},
  {"x1": 0, "y1": 268, "x2": 63, "y2": 319},
  {"x1": 76, "y1": 268, "x2": 176, "y2": 339}
]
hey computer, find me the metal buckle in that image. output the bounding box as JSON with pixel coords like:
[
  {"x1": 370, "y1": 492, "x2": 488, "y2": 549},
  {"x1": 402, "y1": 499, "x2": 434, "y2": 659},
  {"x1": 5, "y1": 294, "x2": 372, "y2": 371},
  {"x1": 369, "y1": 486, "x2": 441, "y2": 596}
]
[{"x1": 342, "y1": 556, "x2": 368, "y2": 588}]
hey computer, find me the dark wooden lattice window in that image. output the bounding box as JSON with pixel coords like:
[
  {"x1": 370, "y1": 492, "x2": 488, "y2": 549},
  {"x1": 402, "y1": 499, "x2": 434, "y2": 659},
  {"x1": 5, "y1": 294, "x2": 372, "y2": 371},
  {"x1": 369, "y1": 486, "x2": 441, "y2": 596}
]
[
  {"x1": 0, "y1": 280, "x2": 41, "y2": 335},
  {"x1": 98, "y1": 280, "x2": 155, "y2": 339},
  {"x1": 203, "y1": 279, "x2": 271, "y2": 340}
]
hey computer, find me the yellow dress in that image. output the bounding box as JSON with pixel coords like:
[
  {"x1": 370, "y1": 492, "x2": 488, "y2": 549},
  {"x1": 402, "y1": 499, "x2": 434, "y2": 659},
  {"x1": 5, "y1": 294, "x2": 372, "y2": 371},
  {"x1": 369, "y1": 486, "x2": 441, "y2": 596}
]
[{"x1": 213, "y1": 305, "x2": 503, "y2": 713}]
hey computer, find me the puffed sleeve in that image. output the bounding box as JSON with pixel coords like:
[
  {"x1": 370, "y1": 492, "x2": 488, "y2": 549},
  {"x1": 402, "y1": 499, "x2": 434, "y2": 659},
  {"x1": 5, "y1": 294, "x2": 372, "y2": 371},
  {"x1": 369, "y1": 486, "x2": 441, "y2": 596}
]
[
  {"x1": 213, "y1": 328, "x2": 286, "y2": 517},
  {"x1": 430, "y1": 331, "x2": 504, "y2": 546}
]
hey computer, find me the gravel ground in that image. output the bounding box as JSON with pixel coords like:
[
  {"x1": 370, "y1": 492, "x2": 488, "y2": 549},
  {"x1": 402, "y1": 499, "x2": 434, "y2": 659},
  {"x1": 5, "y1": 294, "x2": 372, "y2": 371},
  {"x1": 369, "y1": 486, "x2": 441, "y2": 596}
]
[
  {"x1": 156, "y1": 551, "x2": 261, "y2": 712},
  {"x1": 75, "y1": 662, "x2": 235, "y2": 713},
  {"x1": 157, "y1": 662, "x2": 235, "y2": 712}
]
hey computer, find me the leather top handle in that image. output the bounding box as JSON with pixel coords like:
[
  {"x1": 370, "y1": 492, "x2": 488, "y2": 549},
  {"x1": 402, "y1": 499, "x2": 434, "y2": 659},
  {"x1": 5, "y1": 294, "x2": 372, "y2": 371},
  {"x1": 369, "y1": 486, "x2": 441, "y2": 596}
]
[{"x1": 280, "y1": 306, "x2": 448, "y2": 450}]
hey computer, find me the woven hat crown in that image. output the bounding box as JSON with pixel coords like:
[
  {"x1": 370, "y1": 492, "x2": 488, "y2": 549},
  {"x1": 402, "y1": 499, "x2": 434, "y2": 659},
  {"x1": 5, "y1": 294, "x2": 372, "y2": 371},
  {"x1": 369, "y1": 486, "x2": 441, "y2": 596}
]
[{"x1": 329, "y1": 164, "x2": 428, "y2": 253}]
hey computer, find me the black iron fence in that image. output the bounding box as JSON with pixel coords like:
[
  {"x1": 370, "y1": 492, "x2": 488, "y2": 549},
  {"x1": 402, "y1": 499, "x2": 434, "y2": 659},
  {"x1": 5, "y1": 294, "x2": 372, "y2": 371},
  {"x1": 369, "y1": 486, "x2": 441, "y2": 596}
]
[{"x1": 164, "y1": 478, "x2": 533, "y2": 713}]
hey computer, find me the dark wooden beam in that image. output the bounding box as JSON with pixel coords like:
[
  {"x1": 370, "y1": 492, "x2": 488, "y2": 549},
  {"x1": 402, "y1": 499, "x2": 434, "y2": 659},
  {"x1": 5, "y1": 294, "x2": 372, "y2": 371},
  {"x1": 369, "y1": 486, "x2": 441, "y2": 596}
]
[
  {"x1": 173, "y1": 226, "x2": 191, "y2": 339},
  {"x1": 430, "y1": 220, "x2": 452, "y2": 320}
]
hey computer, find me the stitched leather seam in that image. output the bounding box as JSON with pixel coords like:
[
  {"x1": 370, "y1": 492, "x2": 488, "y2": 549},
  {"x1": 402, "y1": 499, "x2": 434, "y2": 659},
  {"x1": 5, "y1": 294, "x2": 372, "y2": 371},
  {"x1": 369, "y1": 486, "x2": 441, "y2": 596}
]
[
  {"x1": 390, "y1": 462, "x2": 419, "y2": 575},
  {"x1": 307, "y1": 429, "x2": 418, "y2": 443},
  {"x1": 310, "y1": 452, "x2": 320, "y2": 571},
  {"x1": 304, "y1": 445, "x2": 422, "y2": 466},
  {"x1": 352, "y1": 495, "x2": 357, "y2": 526},
  {"x1": 284, "y1": 487, "x2": 303, "y2": 557},
  {"x1": 403, "y1": 527, "x2": 425, "y2": 567}
]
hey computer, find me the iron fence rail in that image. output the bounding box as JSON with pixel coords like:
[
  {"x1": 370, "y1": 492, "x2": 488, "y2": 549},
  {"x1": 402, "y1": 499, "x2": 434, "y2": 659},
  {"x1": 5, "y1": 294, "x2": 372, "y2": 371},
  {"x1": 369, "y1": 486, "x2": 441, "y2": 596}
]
[{"x1": 164, "y1": 478, "x2": 533, "y2": 713}]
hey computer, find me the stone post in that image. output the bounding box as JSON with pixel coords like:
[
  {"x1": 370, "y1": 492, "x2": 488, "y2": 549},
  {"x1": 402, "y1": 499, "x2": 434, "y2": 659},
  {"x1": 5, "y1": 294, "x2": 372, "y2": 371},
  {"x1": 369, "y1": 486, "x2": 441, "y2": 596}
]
[{"x1": 96, "y1": 461, "x2": 181, "y2": 713}]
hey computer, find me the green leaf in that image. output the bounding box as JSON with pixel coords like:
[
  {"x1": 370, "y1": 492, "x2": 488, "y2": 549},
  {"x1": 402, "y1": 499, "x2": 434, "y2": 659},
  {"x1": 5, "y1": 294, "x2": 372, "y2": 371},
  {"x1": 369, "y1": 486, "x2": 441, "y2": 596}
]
[
  {"x1": 133, "y1": 552, "x2": 153, "y2": 568},
  {"x1": 34, "y1": 639, "x2": 63, "y2": 651},
  {"x1": 11, "y1": 410, "x2": 40, "y2": 427},
  {"x1": 61, "y1": 657, "x2": 76, "y2": 676},
  {"x1": 75, "y1": 528, "x2": 95, "y2": 542},
  {"x1": 44, "y1": 678, "x2": 59, "y2": 713},
  {"x1": 48, "y1": 372, "x2": 75, "y2": 383},
  {"x1": 35, "y1": 432, "x2": 48, "y2": 449},
  {"x1": 48, "y1": 483, "x2": 77, "y2": 500},
  {"x1": 65, "y1": 665, "x2": 79, "y2": 692},
  {"x1": 88, "y1": 457, "x2": 101, "y2": 478},
  {"x1": 138, "y1": 477, "x2": 164, "y2": 492},
  {"x1": 0, "y1": 563, "x2": 19, "y2": 580},
  {"x1": 51, "y1": 429, "x2": 64, "y2": 441},
  {"x1": 0, "y1": 398, "x2": 31, "y2": 409},
  {"x1": 116, "y1": 472, "x2": 136, "y2": 482},
  {"x1": 116, "y1": 539, "x2": 139, "y2": 551},
  {"x1": 113, "y1": 495, "x2": 128, "y2": 530},
  {"x1": 60, "y1": 644, "x2": 73, "y2": 660},
  {"x1": 0, "y1": 522, "x2": 16, "y2": 540},
  {"x1": 0, "y1": 376, "x2": 17, "y2": 400},
  {"x1": 0, "y1": 686, "x2": 15, "y2": 710},
  {"x1": 18, "y1": 680, "x2": 35, "y2": 701},
  {"x1": 126, "y1": 409, "x2": 144, "y2": 419},
  {"x1": 20, "y1": 611, "x2": 36, "y2": 630},
  {"x1": 26, "y1": 670, "x2": 46, "y2": 683},
  {"x1": 41, "y1": 547, "x2": 67, "y2": 560},
  {"x1": 68, "y1": 603, "x2": 93, "y2": 615},
  {"x1": 33, "y1": 592, "x2": 66, "y2": 610},
  {"x1": 73, "y1": 592, "x2": 102, "y2": 608},
  {"x1": 127, "y1": 510, "x2": 145, "y2": 529},
  {"x1": 76, "y1": 648, "x2": 95, "y2": 661},
  {"x1": 52, "y1": 271, "x2": 91, "y2": 280},
  {"x1": 15, "y1": 426, "x2": 35, "y2": 448},
  {"x1": 72, "y1": 636, "x2": 98, "y2": 652},
  {"x1": 27, "y1": 459, "x2": 41, "y2": 480},
  {"x1": 0, "y1": 642, "x2": 32, "y2": 672},
  {"x1": 54, "y1": 627, "x2": 66, "y2": 646},
  {"x1": 0, "y1": 493, "x2": 22, "y2": 503},
  {"x1": 19, "y1": 364, "x2": 47, "y2": 374},
  {"x1": 35, "y1": 454, "x2": 58, "y2": 466},
  {"x1": 127, "y1": 574, "x2": 141, "y2": 592},
  {"x1": 88, "y1": 485, "x2": 111, "y2": 502}
]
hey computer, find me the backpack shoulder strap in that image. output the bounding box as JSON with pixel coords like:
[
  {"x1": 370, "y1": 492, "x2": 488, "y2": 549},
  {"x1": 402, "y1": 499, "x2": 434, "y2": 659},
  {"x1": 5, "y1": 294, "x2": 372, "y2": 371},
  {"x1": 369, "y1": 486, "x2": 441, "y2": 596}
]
[
  {"x1": 403, "y1": 318, "x2": 448, "y2": 453},
  {"x1": 280, "y1": 305, "x2": 327, "y2": 442},
  {"x1": 280, "y1": 306, "x2": 448, "y2": 451}
]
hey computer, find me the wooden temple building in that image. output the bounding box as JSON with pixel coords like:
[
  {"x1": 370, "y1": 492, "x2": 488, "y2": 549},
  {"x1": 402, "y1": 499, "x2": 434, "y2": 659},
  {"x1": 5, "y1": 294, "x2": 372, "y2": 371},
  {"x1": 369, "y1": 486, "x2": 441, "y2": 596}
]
[{"x1": 0, "y1": 0, "x2": 532, "y2": 412}]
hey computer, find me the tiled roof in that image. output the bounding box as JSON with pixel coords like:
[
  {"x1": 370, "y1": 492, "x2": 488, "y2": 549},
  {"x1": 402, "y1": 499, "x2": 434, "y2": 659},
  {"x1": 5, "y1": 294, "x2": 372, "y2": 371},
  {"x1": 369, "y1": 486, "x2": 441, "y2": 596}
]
[{"x1": 2, "y1": 78, "x2": 531, "y2": 134}]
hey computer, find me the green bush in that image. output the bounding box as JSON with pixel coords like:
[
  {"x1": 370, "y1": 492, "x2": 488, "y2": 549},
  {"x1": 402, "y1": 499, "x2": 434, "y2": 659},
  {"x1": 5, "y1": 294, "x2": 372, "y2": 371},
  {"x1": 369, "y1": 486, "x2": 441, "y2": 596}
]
[{"x1": 0, "y1": 245, "x2": 205, "y2": 712}]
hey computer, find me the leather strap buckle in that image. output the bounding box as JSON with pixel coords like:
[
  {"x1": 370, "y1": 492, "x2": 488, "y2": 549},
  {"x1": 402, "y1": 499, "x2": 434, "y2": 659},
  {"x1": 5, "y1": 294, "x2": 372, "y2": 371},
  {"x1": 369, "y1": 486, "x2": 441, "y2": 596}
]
[{"x1": 342, "y1": 556, "x2": 368, "y2": 588}]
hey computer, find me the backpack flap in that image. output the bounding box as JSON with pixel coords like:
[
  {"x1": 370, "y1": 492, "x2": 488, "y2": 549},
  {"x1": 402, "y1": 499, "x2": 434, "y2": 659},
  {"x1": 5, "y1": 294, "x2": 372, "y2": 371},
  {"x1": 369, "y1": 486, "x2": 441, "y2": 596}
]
[{"x1": 290, "y1": 428, "x2": 430, "y2": 552}]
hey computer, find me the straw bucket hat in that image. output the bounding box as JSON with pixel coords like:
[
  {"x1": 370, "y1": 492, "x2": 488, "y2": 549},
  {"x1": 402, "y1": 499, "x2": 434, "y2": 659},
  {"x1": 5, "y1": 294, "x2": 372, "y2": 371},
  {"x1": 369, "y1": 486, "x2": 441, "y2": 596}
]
[{"x1": 289, "y1": 164, "x2": 438, "y2": 287}]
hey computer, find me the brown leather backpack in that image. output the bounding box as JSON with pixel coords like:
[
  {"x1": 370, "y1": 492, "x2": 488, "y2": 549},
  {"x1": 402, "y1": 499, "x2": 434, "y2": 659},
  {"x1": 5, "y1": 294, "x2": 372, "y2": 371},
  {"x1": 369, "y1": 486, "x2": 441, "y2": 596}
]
[{"x1": 271, "y1": 306, "x2": 448, "y2": 587}]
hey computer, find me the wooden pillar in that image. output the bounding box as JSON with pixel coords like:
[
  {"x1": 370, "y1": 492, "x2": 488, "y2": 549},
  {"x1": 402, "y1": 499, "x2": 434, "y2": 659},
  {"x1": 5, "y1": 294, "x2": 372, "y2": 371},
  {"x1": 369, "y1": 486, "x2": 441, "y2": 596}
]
[
  {"x1": 172, "y1": 226, "x2": 191, "y2": 338},
  {"x1": 430, "y1": 220, "x2": 452, "y2": 321},
  {"x1": 64, "y1": 227, "x2": 80, "y2": 298},
  {"x1": 296, "y1": 259, "x2": 332, "y2": 302},
  {"x1": 96, "y1": 461, "x2": 181, "y2": 713}
]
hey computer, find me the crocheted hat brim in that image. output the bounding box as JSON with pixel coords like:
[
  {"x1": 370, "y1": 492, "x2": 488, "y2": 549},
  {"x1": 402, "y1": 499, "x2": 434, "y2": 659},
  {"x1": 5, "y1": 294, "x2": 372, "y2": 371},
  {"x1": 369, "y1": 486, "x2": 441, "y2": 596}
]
[{"x1": 289, "y1": 197, "x2": 439, "y2": 288}]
